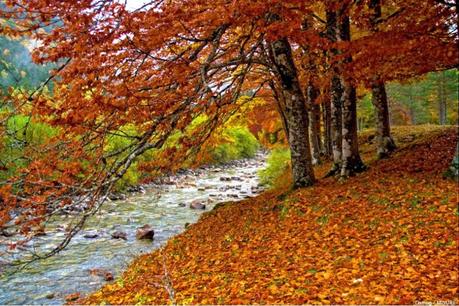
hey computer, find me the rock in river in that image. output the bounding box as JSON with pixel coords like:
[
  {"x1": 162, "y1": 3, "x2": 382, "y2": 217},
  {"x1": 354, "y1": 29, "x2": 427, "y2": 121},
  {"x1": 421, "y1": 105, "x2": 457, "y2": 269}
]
[
  {"x1": 136, "y1": 225, "x2": 154, "y2": 240},
  {"x1": 83, "y1": 232, "x2": 99, "y2": 239},
  {"x1": 89, "y1": 268, "x2": 114, "y2": 281},
  {"x1": 190, "y1": 200, "x2": 206, "y2": 210},
  {"x1": 64, "y1": 293, "x2": 81, "y2": 302},
  {"x1": 111, "y1": 231, "x2": 127, "y2": 240}
]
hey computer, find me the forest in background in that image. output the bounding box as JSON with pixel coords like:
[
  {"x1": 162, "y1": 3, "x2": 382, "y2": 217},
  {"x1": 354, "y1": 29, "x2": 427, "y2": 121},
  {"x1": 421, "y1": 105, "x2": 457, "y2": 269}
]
[{"x1": 1, "y1": 35, "x2": 457, "y2": 191}]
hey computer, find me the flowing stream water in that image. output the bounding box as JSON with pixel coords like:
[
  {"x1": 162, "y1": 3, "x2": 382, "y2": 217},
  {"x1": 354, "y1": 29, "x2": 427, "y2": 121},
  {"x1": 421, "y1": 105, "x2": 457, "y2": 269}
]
[{"x1": 0, "y1": 153, "x2": 266, "y2": 305}]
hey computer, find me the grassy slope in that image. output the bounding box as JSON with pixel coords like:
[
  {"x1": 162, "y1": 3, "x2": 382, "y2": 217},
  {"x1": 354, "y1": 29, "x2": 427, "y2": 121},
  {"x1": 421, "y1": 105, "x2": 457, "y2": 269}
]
[{"x1": 82, "y1": 125, "x2": 458, "y2": 305}]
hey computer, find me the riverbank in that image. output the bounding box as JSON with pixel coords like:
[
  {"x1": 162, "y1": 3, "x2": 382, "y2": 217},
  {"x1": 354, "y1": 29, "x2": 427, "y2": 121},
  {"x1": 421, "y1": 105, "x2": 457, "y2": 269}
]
[
  {"x1": 0, "y1": 152, "x2": 268, "y2": 305},
  {"x1": 82, "y1": 125, "x2": 458, "y2": 304},
  {"x1": 107, "y1": 150, "x2": 268, "y2": 202}
]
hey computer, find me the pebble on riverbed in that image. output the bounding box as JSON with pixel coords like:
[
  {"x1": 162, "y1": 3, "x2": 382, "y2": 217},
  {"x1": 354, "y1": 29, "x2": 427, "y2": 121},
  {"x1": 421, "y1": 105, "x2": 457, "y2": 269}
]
[{"x1": 111, "y1": 231, "x2": 127, "y2": 240}]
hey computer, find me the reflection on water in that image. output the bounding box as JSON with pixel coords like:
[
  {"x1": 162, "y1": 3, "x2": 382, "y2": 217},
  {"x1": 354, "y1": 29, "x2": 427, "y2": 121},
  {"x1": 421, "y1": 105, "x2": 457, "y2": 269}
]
[{"x1": 0, "y1": 154, "x2": 266, "y2": 304}]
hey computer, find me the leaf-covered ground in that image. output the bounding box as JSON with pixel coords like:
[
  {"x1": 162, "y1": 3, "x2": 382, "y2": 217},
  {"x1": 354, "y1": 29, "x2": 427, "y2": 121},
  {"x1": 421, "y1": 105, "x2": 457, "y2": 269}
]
[{"x1": 82, "y1": 125, "x2": 458, "y2": 305}]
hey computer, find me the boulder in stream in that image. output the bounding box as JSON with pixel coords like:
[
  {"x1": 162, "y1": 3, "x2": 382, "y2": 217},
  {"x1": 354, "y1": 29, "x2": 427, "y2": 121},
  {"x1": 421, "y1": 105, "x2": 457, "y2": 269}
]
[
  {"x1": 136, "y1": 225, "x2": 154, "y2": 240},
  {"x1": 111, "y1": 231, "x2": 127, "y2": 240},
  {"x1": 83, "y1": 231, "x2": 99, "y2": 239},
  {"x1": 190, "y1": 200, "x2": 206, "y2": 210},
  {"x1": 108, "y1": 193, "x2": 127, "y2": 201},
  {"x1": 33, "y1": 229, "x2": 47, "y2": 237},
  {"x1": 89, "y1": 268, "x2": 114, "y2": 281},
  {"x1": 64, "y1": 293, "x2": 81, "y2": 302},
  {"x1": 45, "y1": 293, "x2": 55, "y2": 299},
  {"x1": 0, "y1": 228, "x2": 14, "y2": 237}
]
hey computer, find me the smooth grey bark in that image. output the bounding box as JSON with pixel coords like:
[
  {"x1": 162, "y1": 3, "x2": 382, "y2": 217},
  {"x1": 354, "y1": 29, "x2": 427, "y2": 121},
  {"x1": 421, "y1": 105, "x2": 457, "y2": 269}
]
[
  {"x1": 268, "y1": 37, "x2": 315, "y2": 188},
  {"x1": 269, "y1": 81, "x2": 290, "y2": 142},
  {"x1": 437, "y1": 71, "x2": 447, "y2": 125},
  {"x1": 408, "y1": 87, "x2": 416, "y2": 124},
  {"x1": 337, "y1": 12, "x2": 366, "y2": 178},
  {"x1": 328, "y1": 73, "x2": 343, "y2": 176},
  {"x1": 322, "y1": 99, "x2": 332, "y2": 158},
  {"x1": 369, "y1": 0, "x2": 396, "y2": 159},
  {"x1": 340, "y1": 79, "x2": 366, "y2": 177},
  {"x1": 325, "y1": 10, "x2": 343, "y2": 177},
  {"x1": 371, "y1": 80, "x2": 397, "y2": 159},
  {"x1": 307, "y1": 84, "x2": 322, "y2": 165},
  {"x1": 302, "y1": 16, "x2": 322, "y2": 165},
  {"x1": 444, "y1": 141, "x2": 459, "y2": 179}
]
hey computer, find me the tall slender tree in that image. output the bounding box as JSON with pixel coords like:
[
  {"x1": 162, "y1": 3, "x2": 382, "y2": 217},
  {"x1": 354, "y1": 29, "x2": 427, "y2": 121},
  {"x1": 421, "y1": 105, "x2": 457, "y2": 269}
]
[
  {"x1": 267, "y1": 29, "x2": 315, "y2": 187},
  {"x1": 368, "y1": 0, "x2": 397, "y2": 159}
]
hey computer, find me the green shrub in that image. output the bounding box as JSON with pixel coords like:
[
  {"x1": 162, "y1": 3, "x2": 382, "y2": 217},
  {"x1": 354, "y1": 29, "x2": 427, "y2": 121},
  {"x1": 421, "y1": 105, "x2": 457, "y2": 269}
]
[
  {"x1": 212, "y1": 143, "x2": 239, "y2": 163},
  {"x1": 211, "y1": 126, "x2": 259, "y2": 163},
  {"x1": 104, "y1": 124, "x2": 143, "y2": 191},
  {"x1": 7, "y1": 115, "x2": 57, "y2": 144},
  {"x1": 258, "y1": 148, "x2": 291, "y2": 187},
  {"x1": 228, "y1": 126, "x2": 259, "y2": 158},
  {"x1": 0, "y1": 115, "x2": 58, "y2": 180}
]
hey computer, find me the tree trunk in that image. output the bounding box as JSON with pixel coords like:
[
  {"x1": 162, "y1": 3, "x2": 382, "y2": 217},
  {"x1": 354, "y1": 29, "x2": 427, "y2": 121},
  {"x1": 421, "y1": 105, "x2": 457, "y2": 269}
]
[
  {"x1": 369, "y1": 0, "x2": 396, "y2": 159},
  {"x1": 371, "y1": 80, "x2": 397, "y2": 159},
  {"x1": 340, "y1": 80, "x2": 366, "y2": 177},
  {"x1": 408, "y1": 87, "x2": 416, "y2": 125},
  {"x1": 325, "y1": 10, "x2": 343, "y2": 176},
  {"x1": 337, "y1": 13, "x2": 366, "y2": 178},
  {"x1": 322, "y1": 99, "x2": 332, "y2": 158},
  {"x1": 328, "y1": 74, "x2": 343, "y2": 176},
  {"x1": 444, "y1": 141, "x2": 459, "y2": 179},
  {"x1": 269, "y1": 81, "x2": 290, "y2": 142},
  {"x1": 301, "y1": 17, "x2": 322, "y2": 166},
  {"x1": 269, "y1": 37, "x2": 315, "y2": 188},
  {"x1": 308, "y1": 84, "x2": 322, "y2": 165},
  {"x1": 438, "y1": 71, "x2": 447, "y2": 125}
]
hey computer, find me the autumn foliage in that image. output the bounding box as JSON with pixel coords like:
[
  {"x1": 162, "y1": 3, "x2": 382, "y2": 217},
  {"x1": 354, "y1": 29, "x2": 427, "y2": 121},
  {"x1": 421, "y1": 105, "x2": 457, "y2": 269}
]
[
  {"x1": 80, "y1": 126, "x2": 458, "y2": 304},
  {"x1": 0, "y1": 0, "x2": 457, "y2": 297}
]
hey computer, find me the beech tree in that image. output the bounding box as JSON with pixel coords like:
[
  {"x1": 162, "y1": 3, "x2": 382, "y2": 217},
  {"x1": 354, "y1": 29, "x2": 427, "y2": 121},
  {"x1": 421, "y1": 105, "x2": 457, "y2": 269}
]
[
  {"x1": 368, "y1": 0, "x2": 397, "y2": 159},
  {"x1": 0, "y1": 0, "x2": 457, "y2": 260}
]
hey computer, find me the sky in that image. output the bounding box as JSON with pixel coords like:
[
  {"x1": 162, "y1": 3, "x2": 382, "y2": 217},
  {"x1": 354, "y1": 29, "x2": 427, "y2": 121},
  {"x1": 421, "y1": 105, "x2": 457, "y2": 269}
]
[{"x1": 125, "y1": 0, "x2": 150, "y2": 11}]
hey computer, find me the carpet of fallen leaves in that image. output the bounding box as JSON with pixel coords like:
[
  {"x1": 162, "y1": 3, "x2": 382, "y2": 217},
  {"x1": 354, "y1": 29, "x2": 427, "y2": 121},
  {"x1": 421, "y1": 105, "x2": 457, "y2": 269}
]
[{"x1": 81, "y1": 125, "x2": 458, "y2": 305}]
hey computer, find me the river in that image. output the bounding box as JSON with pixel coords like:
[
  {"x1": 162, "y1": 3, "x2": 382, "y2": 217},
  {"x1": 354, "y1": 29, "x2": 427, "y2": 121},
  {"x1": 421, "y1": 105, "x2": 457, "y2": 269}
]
[{"x1": 0, "y1": 153, "x2": 266, "y2": 305}]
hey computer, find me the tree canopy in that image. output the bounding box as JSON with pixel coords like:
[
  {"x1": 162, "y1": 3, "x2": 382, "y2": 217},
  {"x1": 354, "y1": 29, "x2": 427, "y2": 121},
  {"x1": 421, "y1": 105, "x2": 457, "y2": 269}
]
[{"x1": 0, "y1": 0, "x2": 457, "y2": 260}]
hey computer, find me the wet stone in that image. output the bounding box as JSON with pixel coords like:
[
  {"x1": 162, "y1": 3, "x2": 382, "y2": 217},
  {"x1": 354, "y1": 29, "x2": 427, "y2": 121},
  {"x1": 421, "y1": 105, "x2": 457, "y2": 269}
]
[
  {"x1": 83, "y1": 231, "x2": 99, "y2": 239},
  {"x1": 190, "y1": 200, "x2": 206, "y2": 210},
  {"x1": 111, "y1": 231, "x2": 127, "y2": 240},
  {"x1": 136, "y1": 225, "x2": 154, "y2": 240}
]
